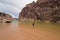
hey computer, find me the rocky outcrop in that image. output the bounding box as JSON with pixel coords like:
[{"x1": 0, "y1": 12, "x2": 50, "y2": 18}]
[
  {"x1": 19, "y1": 0, "x2": 60, "y2": 23},
  {"x1": 0, "y1": 12, "x2": 13, "y2": 23}
]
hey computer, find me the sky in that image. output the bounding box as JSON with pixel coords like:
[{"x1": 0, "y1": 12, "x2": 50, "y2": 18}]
[{"x1": 0, "y1": 0, "x2": 37, "y2": 18}]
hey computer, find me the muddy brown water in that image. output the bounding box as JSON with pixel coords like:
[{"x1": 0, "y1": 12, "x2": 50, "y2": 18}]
[{"x1": 0, "y1": 21, "x2": 60, "y2": 40}]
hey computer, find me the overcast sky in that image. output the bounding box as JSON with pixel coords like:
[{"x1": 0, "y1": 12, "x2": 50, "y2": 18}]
[{"x1": 0, "y1": 0, "x2": 37, "y2": 18}]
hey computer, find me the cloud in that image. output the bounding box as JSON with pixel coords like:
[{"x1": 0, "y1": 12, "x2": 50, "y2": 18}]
[
  {"x1": 0, "y1": 0, "x2": 37, "y2": 18},
  {"x1": 0, "y1": 1, "x2": 20, "y2": 18}
]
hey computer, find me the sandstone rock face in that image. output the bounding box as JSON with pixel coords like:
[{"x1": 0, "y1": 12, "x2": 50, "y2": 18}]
[
  {"x1": 0, "y1": 12, "x2": 13, "y2": 22},
  {"x1": 19, "y1": 0, "x2": 60, "y2": 22}
]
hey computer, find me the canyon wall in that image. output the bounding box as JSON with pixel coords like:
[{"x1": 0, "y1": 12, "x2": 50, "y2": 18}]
[
  {"x1": 0, "y1": 12, "x2": 13, "y2": 22},
  {"x1": 19, "y1": 0, "x2": 60, "y2": 22}
]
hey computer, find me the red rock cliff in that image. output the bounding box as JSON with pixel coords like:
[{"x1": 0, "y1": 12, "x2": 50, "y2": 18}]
[{"x1": 19, "y1": 0, "x2": 60, "y2": 22}]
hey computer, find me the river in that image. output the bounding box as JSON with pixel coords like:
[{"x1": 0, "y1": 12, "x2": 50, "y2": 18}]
[{"x1": 0, "y1": 21, "x2": 60, "y2": 40}]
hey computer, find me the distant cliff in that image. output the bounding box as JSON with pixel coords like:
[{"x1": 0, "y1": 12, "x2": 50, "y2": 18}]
[
  {"x1": 0, "y1": 12, "x2": 13, "y2": 22},
  {"x1": 19, "y1": 0, "x2": 60, "y2": 23}
]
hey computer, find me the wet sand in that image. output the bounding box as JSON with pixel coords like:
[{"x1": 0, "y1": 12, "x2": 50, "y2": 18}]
[{"x1": 0, "y1": 21, "x2": 60, "y2": 40}]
